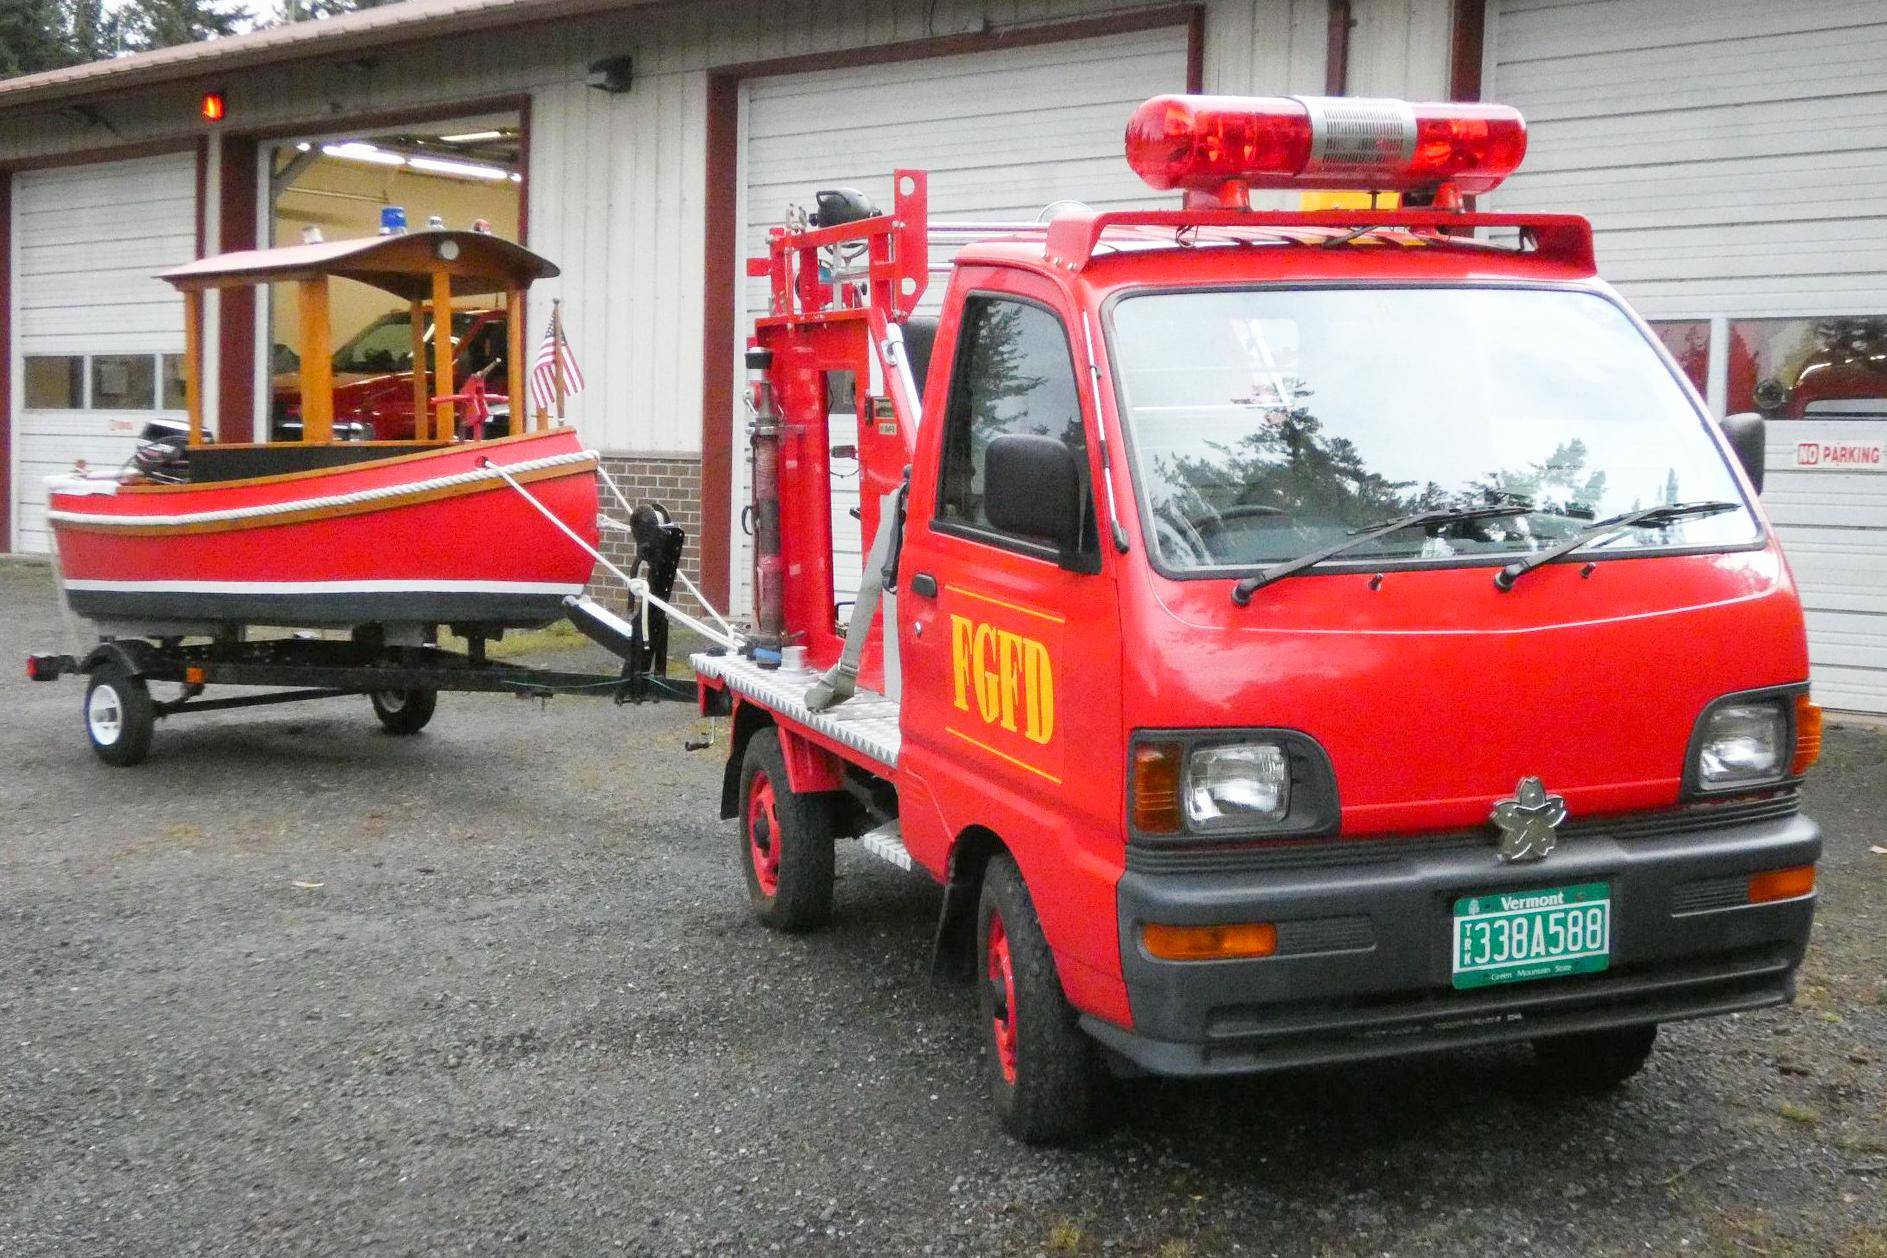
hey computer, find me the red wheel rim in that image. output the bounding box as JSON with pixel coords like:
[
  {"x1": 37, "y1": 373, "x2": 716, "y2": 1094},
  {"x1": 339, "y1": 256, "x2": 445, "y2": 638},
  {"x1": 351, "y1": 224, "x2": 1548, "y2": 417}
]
[
  {"x1": 746, "y1": 771, "x2": 781, "y2": 897},
  {"x1": 987, "y1": 910, "x2": 1019, "y2": 1085}
]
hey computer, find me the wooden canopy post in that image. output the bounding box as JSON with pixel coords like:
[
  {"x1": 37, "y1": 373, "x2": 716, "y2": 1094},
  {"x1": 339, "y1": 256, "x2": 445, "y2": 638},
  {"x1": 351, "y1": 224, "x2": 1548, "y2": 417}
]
[
  {"x1": 431, "y1": 269, "x2": 454, "y2": 441},
  {"x1": 505, "y1": 288, "x2": 526, "y2": 435},
  {"x1": 182, "y1": 289, "x2": 205, "y2": 447},
  {"x1": 296, "y1": 278, "x2": 334, "y2": 443},
  {"x1": 409, "y1": 298, "x2": 429, "y2": 434}
]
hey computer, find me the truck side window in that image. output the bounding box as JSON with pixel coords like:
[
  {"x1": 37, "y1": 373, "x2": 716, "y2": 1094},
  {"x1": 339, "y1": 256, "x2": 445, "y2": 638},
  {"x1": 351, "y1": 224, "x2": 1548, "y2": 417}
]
[{"x1": 937, "y1": 295, "x2": 1089, "y2": 540}]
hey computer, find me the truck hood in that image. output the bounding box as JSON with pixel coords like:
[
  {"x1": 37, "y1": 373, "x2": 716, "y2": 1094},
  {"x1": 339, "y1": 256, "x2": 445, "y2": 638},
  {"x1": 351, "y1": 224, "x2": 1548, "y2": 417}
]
[{"x1": 1126, "y1": 545, "x2": 1808, "y2": 836}]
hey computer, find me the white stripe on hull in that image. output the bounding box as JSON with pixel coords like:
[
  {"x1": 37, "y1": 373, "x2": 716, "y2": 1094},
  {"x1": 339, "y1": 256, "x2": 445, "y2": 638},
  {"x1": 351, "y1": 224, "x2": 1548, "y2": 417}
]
[
  {"x1": 62, "y1": 578, "x2": 586, "y2": 596},
  {"x1": 46, "y1": 448, "x2": 598, "y2": 529}
]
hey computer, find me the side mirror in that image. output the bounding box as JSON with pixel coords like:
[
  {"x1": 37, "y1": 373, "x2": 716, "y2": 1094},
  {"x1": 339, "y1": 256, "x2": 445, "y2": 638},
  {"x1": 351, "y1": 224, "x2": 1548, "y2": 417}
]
[
  {"x1": 984, "y1": 433, "x2": 1083, "y2": 559},
  {"x1": 1718, "y1": 411, "x2": 1766, "y2": 493}
]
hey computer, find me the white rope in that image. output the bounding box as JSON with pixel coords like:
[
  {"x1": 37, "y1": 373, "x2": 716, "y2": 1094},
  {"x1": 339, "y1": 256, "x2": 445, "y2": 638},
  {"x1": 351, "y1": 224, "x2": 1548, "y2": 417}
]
[
  {"x1": 594, "y1": 462, "x2": 737, "y2": 637},
  {"x1": 47, "y1": 449, "x2": 599, "y2": 529},
  {"x1": 484, "y1": 457, "x2": 744, "y2": 653}
]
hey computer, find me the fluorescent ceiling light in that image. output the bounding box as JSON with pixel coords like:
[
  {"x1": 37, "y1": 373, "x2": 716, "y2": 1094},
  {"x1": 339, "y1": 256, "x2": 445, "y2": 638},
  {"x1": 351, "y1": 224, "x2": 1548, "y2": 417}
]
[
  {"x1": 439, "y1": 129, "x2": 505, "y2": 143},
  {"x1": 322, "y1": 142, "x2": 404, "y2": 167},
  {"x1": 406, "y1": 154, "x2": 512, "y2": 182}
]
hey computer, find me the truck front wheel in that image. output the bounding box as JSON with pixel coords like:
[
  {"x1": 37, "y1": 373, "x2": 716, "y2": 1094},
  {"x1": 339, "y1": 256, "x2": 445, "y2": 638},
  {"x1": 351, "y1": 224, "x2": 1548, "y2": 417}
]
[
  {"x1": 737, "y1": 728, "x2": 836, "y2": 932},
  {"x1": 976, "y1": 853, "x2": 1101, "y2": 1144}
]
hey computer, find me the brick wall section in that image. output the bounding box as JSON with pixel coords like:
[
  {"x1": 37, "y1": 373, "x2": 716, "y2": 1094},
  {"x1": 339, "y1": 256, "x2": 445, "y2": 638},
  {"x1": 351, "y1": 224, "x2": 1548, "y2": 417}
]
[{"x1": 591, "y1": 455, "x2": 709, "y2": 618}]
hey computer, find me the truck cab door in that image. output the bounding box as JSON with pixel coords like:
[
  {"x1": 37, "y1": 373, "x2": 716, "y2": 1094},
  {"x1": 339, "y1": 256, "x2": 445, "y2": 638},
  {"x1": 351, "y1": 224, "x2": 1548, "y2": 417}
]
[{"x1": 894, "y1": 267, "x2": 1125, "y2": 1000}]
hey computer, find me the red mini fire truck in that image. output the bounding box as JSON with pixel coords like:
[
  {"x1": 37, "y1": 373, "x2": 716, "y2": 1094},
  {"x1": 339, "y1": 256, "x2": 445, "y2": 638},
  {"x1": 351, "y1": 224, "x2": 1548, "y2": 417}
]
[{"x1": 689, "y1": 94, "x2": 1823, "y2": 1143}]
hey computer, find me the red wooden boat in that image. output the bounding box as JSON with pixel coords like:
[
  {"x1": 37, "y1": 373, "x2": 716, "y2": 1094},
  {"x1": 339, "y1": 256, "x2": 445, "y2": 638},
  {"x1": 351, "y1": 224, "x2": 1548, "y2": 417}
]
[{"x1": 45, "y1": 229, "x2": 599, "y2": 633}]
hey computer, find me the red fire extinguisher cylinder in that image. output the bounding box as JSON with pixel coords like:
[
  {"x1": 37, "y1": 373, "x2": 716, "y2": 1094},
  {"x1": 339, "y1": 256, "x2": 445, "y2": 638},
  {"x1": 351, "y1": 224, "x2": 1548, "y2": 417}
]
[{"x1": 746, "y1": 346, "x2": 787, "y2": 652}]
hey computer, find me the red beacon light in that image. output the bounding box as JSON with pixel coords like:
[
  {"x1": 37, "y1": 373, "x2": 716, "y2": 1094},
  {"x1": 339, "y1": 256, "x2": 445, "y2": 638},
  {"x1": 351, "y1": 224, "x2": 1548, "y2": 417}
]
[{"x1": 1125, "y1": 94, "x2": 1527, "y2": 209}]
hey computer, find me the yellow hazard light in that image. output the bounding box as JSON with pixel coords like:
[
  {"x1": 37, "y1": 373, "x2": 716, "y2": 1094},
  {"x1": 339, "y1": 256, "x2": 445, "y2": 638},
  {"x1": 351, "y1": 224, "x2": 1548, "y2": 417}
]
[
  {"x1": 1747, "y1": 865, "x2": 1815, "y2": 905},
  {"x1": 1142, "y1": 921, "x2": 1278, "y2": 962}
]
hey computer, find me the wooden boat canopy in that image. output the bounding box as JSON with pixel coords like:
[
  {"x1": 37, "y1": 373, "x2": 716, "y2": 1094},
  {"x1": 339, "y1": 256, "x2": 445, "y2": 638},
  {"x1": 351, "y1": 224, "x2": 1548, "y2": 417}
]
[
  {"x1": 157, "y1": 230, "x2": 558, "y2": 298},
  {"x1": 160, "y1": 228, "x2": 558, "y2": 458}
]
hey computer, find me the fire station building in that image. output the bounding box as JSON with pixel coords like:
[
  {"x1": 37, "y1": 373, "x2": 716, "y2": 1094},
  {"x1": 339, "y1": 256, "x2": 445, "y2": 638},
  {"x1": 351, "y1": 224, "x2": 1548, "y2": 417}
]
[{"x1": 1, "y1": 0, "x2": 1882, "y2": 716}]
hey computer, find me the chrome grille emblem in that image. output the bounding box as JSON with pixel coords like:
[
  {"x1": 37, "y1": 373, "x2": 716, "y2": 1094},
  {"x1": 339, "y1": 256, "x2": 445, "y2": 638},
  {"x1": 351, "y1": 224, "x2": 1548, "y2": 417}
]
[{"x1": 1490, "y1": 777, "x2": 1567, "y2": 864}]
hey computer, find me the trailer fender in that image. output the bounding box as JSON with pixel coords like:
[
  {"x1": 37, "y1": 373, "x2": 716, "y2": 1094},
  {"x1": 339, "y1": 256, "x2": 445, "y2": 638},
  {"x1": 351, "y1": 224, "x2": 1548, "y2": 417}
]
[{"x1": 81, "y1": 639, "x2": 164, "y2": 679}]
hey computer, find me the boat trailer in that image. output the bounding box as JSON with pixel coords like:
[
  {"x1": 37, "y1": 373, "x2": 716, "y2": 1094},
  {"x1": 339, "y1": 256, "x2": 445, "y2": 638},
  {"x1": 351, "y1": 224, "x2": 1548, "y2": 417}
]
[{"x1": 28, "y1": 494, "x2": 702, "y2": 766}]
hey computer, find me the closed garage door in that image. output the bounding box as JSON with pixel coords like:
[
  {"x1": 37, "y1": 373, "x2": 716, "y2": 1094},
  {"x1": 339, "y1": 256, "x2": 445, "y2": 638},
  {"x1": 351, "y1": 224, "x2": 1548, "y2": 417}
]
[
  {"x1": 1491, "y1": 0, "x2": 1887, "y2": 714},
  {"x1": 733, "y1": 23, "x2": 1190, "y2": 612},
  {"x1": 10, "y1": 152, "x2": 198, "y2": 553}
]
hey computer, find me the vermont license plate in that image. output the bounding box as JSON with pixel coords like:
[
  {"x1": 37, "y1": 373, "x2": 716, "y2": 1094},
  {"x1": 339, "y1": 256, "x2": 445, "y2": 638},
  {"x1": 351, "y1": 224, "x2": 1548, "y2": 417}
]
[{"x1": 1451, "y1": 882, "x2": 1611, "y2": 990}]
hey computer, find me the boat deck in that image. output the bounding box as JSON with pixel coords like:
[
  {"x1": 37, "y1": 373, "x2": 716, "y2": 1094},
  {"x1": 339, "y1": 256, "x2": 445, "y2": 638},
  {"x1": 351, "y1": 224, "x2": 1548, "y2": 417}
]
[{"x1": 691, "y1": 652, "x2": 902, "y2": 770}]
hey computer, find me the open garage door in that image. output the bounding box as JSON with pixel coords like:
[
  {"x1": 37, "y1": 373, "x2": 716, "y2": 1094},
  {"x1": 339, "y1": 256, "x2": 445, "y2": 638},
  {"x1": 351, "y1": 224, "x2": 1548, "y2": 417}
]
[
  {"x1": 9, "y1": 152, "x2": 198, "y2": 554},
  {"x1": 732, "y1": 23, "x2": 1190, "y2": 615},
  {"x1": 1490, "y1": 0, "x2": 1887, "y2": 715}
]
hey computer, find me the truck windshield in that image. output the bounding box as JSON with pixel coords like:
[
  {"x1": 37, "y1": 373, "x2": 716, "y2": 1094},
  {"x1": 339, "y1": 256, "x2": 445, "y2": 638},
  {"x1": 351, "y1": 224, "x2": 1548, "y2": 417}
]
[
  {"x1": 331, "y1": 310, "x2": 479, "y2": 375},
  {"x1": 1109, "y1": 286, "x2": 1760, "y2": 573}
]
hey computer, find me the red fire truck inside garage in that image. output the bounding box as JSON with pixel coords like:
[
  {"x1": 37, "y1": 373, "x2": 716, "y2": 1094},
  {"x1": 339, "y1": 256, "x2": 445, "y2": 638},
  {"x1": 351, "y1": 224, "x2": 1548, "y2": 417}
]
[{"x1": 667, "y1": 94, "x2": 1822, "y2": 1144}]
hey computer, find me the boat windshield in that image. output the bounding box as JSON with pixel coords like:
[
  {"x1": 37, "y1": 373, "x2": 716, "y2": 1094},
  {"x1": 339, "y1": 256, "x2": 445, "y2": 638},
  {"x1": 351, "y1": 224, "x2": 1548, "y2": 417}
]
[
  {"x1": 1108, "y1": 286, "x2": 1760, "y2": 573},
  {"x1": 331, "y1": 309, "x2": 480, "y2": 375}
]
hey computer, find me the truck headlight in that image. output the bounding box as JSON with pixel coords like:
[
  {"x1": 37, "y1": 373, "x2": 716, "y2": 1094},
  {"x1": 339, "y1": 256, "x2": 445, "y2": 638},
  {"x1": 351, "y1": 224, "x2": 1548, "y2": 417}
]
[
  {"x1": 1130, "y1": 730, "x2": 1338, "y2": 840},
  {"x1": 1691, "y1": 696, "x2": 1789, "y2": 791},
  {"x1": 1186, "y1": 742, "x2": 1290, "y2": 829}
]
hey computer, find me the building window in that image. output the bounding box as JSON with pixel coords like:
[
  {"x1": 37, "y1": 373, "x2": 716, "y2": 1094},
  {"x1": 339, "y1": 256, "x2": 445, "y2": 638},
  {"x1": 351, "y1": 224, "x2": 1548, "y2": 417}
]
[
  {"x1": 1730, "y1": 317, "x2": 1887, "y2": 420},
  {"x1": 22, "y1": 355, "x2": 84, "y2": 408},
  {"x1": 90, "y1": 355, "x2": 157, "y2": 411},
  {"x1": 161, "y1": 354, "x2": 188, "y2": 410},
  {"x1": 1648, "y1": 320, "x2": 1709, "y2": 396}
]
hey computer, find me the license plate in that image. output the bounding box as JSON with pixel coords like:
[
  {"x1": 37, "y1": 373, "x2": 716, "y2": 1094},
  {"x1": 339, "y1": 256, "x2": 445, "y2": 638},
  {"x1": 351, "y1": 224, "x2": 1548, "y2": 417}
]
[{"x1": 1451, "y1": 882, "x2": 1611, "y2": 990}]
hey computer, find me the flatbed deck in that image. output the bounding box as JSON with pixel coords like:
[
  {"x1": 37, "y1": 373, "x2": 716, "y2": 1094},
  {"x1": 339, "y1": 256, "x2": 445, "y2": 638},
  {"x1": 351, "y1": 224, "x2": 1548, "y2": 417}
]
[{"x1": 691, "y1": 651, "x2": 901, "y2": 770}]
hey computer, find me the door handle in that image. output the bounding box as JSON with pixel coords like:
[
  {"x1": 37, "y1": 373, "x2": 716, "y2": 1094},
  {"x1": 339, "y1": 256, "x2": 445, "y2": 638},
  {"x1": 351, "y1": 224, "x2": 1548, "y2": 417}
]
[{"x1": 909, "y1": 572, "x2": 939, "y2": 598}]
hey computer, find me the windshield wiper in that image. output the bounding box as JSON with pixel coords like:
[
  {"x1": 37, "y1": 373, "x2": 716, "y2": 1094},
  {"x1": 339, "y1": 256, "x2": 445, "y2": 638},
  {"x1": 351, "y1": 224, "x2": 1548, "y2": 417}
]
[
  {"x1": 1231, "y1": 503, "x2": 1533, "y2": 605},
  {"x1": 1492, "y1": 500, "x2": 1739, "y2": 591}
]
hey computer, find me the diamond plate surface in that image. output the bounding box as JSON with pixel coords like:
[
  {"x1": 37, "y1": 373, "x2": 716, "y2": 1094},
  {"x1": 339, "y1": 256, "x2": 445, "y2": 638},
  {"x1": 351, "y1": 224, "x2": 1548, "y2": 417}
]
[{"x1": 692, "y1": 652, "x2": 901, "y2": 769}]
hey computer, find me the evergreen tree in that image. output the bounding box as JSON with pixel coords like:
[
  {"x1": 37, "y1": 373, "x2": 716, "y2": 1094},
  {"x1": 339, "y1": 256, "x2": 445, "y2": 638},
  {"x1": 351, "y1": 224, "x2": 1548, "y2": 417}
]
[
  {"x1": 120, "y1": 0, "x2": 247, "y2": 52},
  {"x1": 0, "y1": 0, "x2": 75, "y2": 76}
]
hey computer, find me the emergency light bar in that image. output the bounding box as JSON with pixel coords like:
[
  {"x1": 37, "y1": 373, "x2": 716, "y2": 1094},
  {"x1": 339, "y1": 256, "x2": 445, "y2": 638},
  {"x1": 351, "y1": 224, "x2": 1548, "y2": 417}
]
[{"x1": 1125, "y1": 94, "x2": 1527, "y2": 207}]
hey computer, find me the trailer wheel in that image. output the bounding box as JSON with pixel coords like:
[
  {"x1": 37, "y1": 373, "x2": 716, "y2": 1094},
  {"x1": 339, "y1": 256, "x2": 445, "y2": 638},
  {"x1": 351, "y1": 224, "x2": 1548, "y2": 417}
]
[
  {"x1": 84, "y1": 662, "x2": 155, "y2": 767},
  {"x1": 737, "y1": 728, "x2": 835, "y2": 932},
  {"x1": 371, "y1": 688, "x2": 437, "y2": 735},
  {"x1": 977, "y1": 853, "x2": 1100, "y2": 1144},
  {"x1": 1531, "y1": 1024, "x2": 1658, "y2": 1092}
]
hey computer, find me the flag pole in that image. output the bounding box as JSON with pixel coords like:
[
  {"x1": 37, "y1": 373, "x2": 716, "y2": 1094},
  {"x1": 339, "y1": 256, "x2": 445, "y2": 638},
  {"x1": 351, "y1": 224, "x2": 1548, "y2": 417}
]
[{"x1": 552, "y1": 299, "x2": 567, "y2": 426}]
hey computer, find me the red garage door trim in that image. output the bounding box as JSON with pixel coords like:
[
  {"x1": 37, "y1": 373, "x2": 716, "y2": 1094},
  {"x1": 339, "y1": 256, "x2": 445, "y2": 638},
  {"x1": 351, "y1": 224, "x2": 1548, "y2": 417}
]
[{"x1": 697, "y1": 4, "x2": 1205, "y2": 608}]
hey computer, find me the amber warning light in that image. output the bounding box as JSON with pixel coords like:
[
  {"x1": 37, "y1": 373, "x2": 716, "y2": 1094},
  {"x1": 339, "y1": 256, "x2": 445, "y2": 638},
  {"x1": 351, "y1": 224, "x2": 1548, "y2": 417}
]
[
  {"x1": 1125, "y1": 94, "x2": 1527, "y2": 208},
  {"x1": 200, "y1": 92, "x2": 226, "y2": 123}
]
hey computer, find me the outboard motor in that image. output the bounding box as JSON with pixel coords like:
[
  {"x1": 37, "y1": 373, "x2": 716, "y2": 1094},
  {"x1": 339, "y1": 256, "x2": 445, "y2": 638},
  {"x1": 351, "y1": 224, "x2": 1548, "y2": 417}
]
[{"x1": 131, "y1": 419, "x2": 194, "y2": 484}]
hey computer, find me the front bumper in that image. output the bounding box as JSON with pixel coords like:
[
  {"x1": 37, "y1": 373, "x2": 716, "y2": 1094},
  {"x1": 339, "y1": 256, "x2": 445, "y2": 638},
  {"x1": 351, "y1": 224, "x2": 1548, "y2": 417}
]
[{"x1": 1091, "y1": 801, "x2": 1819, "y2": 1077}]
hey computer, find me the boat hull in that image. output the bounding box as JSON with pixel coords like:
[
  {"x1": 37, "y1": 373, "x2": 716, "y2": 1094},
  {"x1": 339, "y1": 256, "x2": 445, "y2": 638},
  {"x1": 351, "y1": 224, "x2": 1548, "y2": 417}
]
[{"x1": 47, "y1": 429, "x2": 600, "y2": 632}]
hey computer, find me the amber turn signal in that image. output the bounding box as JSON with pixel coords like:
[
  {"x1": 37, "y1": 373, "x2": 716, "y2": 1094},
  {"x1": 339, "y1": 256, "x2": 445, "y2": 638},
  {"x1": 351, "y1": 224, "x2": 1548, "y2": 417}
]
[
  {"x1": 1791, "y1": 694, "x2": 1823, "y2": 776},
  {"x1": 1132, "y1": 741, "x2": 1184, "y2": 834},
  {"x1": 1142, "y1": 921, "x2": 1278, "y2": 961},
  {"x1": 1747, "y1": 864, "x2": 1815, "y2": 905}
]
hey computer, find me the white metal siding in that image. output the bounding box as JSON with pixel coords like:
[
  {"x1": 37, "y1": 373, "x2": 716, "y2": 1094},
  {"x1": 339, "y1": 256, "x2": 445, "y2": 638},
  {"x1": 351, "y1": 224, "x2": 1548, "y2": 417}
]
[
  {"x1": 1491, "y1": 0, "x2": 1887, "y2": 713},
  {"x1": 731, "y1": 24, "x2": 1191, "y2": 612},
  {"x1": 10, "y1": 154, "x2": 197, "y2": 553}
]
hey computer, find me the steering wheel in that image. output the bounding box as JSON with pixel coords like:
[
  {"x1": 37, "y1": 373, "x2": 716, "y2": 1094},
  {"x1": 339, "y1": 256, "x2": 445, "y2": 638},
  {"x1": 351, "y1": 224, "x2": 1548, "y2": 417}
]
[{"x1": 1156, "y1": 502, "x2": 1288, "y2": 566}]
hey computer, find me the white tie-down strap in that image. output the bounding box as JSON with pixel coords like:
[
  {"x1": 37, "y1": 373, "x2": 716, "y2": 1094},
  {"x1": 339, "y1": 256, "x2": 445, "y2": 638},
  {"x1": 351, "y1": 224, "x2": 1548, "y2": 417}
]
[
  {"x1": 481, "y1": 456, "x2": 744, "y2": 653},
  {"x1": 46, "y1": 449, "x2": 598, "y2": 528}
]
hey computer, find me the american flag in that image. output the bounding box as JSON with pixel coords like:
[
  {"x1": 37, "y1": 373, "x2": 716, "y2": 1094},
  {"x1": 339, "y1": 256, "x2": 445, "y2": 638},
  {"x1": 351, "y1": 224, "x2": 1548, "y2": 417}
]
[{"x1": 528, "y1": 307, "x2": 585, "y2": 415}]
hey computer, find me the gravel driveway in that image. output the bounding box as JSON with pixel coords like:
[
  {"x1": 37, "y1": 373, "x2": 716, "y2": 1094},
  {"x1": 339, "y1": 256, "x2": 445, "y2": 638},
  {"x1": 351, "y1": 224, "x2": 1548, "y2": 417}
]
[{"x1": 2, "y1": 557, "x2": 1883, "y2": 1257}]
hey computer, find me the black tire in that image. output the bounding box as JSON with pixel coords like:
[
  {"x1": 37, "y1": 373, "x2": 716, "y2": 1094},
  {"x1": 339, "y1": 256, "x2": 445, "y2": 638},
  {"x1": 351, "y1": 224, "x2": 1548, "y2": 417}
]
[
  {"x1": 736, "y1": 728, "x2": 836, "y2": 932},
  {"x1": 371, "y1": 688, "x2": 437, "y2": 735},
  {"x1": 976, "y1": 853, "x2": 1102, "y2": 1144},
  {"x1": 84, "y1": 662, "x2": 155, "y2": 767},
  {"x1": 1531, "y1": 1024, "x2": 1658, "y2": 1092}
]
